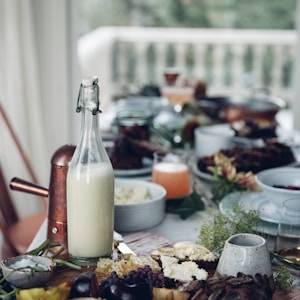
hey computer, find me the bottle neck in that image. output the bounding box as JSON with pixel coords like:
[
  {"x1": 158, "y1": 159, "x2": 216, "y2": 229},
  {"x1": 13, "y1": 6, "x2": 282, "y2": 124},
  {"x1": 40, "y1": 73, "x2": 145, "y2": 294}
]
[
  {"x1": 80, "y1": 107, "x2": 101, "y2": 142},
  {"x1": 78, "y1": 83, "x2": 101, "y2": 141},
  {"x1": 70, "y1": 79, "x2": 111, "y2": 167}
]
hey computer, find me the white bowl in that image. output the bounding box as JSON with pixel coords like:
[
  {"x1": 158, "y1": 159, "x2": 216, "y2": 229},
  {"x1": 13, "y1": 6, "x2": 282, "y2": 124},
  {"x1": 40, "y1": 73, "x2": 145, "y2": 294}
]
[
  {"x1": 194, "y1": 124, "x2": 265, "y2": 158},
  {"x1": 0, "y1": 255, "x2": 56, "y2": 288},
  {"x1": 255, "y1": 167, "x2": 300, "y2": 204},
  {"x1": 114, "y1": 179, "x2": 166, "y2": 232},
  {"x1": 194, "y1": 124, "x2": 234, "y2": 157}
]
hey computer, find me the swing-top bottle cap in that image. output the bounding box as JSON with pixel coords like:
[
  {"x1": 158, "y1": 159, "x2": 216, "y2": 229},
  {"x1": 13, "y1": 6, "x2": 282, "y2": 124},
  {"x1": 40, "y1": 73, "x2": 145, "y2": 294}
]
[
  {"x1": 81, "y1": 76, "x2": 98, "y2": 87},
  {"x1": 77, "y1": 77, "x2": 101, "y2": 114}
]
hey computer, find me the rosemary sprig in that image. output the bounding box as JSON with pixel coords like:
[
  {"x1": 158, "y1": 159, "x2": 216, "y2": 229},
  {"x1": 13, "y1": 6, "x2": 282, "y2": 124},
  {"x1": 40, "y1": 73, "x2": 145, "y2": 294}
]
[
  {"x1": 26, "y1": 239, "x2": 81, "y2": 271},
  {"x1": 0, "y1": 241, "x2": 82, "y2": 299},
  {"x1": 3, "y1": 263, "x2": 46, "y2": 280},
  {"x1": 25, "y1": 239, "x2": 60, "y2": 256},
  {"x1": 54, "y1": 259, "x2": 82, "y2": 271}
]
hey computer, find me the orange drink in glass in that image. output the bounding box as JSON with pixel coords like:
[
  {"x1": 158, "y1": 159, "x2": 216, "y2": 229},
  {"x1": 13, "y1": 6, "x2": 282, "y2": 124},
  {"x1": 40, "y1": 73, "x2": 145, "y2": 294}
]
[{"x1": 152, "y1": 153, "x2": 190, "y2": 199}]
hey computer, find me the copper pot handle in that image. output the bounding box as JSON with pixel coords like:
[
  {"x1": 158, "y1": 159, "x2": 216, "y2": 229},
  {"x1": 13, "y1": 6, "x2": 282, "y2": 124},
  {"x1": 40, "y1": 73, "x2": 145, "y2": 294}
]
[{"x1": 10, "y1": 177, "x2": 49, "y2": 197}]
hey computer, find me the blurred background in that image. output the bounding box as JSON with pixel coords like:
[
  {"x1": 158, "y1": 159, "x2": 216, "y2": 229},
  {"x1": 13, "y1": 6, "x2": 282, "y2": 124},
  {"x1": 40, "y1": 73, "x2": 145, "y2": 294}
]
[{"x1": 0, "y1": 0, "x2": 299, "y2": 221}]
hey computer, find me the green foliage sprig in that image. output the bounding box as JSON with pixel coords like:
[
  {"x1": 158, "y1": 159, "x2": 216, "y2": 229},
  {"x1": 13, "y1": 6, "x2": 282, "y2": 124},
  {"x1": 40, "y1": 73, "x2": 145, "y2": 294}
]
[
  {"x1": 211, "y1": 178, "x2": 244, "y2": 204},
  {"x1": 198, "y1": 206, "x2": 297, "y2": 291},
  {"x1": 197, "y1": 204, "x2": 260, "y2": 254},
  {"x1": 273, "y1": 265, "x2": 294, "y2": 291}
]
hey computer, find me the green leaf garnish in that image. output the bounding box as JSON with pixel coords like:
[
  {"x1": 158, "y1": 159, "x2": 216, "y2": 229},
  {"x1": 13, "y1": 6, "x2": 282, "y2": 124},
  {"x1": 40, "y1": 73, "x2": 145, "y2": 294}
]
[
  {"x1": 166, "y1": 189, "x2": 205, "y2": 219},
  {"x1": 211, "y1": 177, "x2": 243, "y2": 204}
]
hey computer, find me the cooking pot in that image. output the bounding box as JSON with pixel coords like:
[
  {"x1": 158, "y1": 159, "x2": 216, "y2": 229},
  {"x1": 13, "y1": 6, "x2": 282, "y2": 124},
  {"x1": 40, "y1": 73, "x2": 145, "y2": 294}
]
[{"x1": 196, "y1": 88, "x2": 286, "y2": 122}]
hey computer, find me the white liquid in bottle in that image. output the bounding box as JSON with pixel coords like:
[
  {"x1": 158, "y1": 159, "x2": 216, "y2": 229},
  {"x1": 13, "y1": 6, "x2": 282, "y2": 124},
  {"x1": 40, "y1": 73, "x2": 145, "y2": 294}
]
[{"x1": 67, "y1": 163, "x2": 114, "y2": 262}]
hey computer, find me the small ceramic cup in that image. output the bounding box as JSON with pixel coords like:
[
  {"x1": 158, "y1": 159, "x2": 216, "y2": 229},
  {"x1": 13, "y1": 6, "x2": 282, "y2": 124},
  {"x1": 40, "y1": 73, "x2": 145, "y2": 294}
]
[{"x1": 216, "y1": 233, "x2": 272, "y2": 277}]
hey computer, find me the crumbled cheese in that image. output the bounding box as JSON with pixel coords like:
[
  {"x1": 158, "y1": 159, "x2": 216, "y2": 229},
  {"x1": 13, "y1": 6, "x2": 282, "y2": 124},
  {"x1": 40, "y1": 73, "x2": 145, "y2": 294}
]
[
  {"x1": 173, "y1": 241, "x2": 216, "y2": 261},
  {"x1": 152, "y1": 241, "x2": 216, "y2": 262},
  {"x1": 114, "y1": 187, "x2": 150, "y2": 205},
  {"x1": 163, "y1": 261, "x2": 208, "y2": 281},
  {"x1": 160, "y1": 255, "x2": 208, "y2": 282},
  {"x1": 160, "y1": 255, "x2": 179, "y2": 269}
]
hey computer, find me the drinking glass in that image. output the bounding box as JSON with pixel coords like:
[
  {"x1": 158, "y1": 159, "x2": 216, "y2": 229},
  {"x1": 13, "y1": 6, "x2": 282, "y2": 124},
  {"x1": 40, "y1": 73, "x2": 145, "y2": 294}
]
[
  {"x1": 163, "y1": 67, "x2": 180, "y2": 86},
  {"x1": 151, "y1": 152, "x2": 190, "y2": 200},
  {"x1": 275, "y1": 197, "x2": 300, "y2": 263},
  {"x1": 161, "y1": 67, "x2": 194, "y2": 113},
  {"x1": 160, "y1": 85, "x2": 194, "y2": 113}
]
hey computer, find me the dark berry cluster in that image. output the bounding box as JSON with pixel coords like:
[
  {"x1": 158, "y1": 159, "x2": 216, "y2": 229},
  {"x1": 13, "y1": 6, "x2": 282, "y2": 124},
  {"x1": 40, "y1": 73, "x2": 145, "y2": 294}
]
[{"x1": 99, "y1": 265, "x2": 175, "y2": 300}]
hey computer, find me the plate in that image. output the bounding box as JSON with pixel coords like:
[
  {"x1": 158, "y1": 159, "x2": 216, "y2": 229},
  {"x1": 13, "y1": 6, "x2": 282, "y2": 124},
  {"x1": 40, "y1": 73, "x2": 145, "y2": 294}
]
[
  {"x1": 114, "y1": 158, "x2": 153, "y2": 177},
  {"x1": 219, "y1": 191, "x2": 279, "y2": 236},
  {"x1": 220, "y1": 191, "x2": 282, "y2": 223},
  {"x1": 193, "y1": 140, "x2": 300, "y2": 182},
  {"x1": 192, "y1": 163, "x2": 214, "y2": 181}
]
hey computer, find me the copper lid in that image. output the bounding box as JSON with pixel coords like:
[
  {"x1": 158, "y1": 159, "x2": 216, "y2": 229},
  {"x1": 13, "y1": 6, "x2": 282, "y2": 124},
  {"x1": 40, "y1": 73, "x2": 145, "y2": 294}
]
[{"x1": 51, "y1": 144, "x2": 76, "y2": 167}]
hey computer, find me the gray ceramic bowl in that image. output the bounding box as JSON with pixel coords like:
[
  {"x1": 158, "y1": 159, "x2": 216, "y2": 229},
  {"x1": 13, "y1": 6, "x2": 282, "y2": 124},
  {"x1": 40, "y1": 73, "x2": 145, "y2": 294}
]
[
  {"x1": 114, "y1": 179, "x2": 166, "y2": 232},
  {"x1": 255, "y1": 167, "x2": 300, "y2": 204},
  {"x1": 0, "y1": 255, "x2": 56, "y2": 288}
]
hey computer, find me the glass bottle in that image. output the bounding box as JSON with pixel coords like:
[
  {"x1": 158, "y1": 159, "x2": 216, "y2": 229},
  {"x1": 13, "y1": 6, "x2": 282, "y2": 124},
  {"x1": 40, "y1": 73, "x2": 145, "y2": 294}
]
[{"x1": 67, "y1": 77, "x2": 114, "y2": 266}]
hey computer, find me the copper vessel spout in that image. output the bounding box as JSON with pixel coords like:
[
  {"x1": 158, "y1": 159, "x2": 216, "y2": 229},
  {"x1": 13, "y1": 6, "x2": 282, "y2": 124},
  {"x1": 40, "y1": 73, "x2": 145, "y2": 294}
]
[{"x1": 10, "y1": 177, "x2": 49, "y2": 197}]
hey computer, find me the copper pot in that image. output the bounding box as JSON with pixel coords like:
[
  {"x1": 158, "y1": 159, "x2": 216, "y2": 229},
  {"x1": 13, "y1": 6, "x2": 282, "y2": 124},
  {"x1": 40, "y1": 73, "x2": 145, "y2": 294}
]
[
  {"x1": 10, "y1": 144, "x2": 75, "y2": 258},
  {"x1": 196, "y1": 89, "x2": 286, "y2": 123}
]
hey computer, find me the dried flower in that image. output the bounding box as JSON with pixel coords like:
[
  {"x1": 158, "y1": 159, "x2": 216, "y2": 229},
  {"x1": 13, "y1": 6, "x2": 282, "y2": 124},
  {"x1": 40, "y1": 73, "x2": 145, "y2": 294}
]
[
  {"x1": 234, "y1": 171, "x2": 260, "y2": 191},
  {"x1": 209, "y1": 153, "x2": 260, "y2": 204}
]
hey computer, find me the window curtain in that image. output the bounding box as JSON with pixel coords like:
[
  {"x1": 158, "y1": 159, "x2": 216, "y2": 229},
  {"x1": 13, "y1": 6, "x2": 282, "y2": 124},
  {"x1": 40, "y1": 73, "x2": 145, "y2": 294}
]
[{"x1": 0, "y1": 0, "x2": 79, "y2": 217}]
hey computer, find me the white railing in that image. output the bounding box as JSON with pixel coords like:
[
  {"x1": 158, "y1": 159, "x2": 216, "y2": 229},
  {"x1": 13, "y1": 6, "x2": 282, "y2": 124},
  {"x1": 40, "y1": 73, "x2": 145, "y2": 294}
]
[{"x1": 78, "y1": 27, "x2": 297, "y2": 109}]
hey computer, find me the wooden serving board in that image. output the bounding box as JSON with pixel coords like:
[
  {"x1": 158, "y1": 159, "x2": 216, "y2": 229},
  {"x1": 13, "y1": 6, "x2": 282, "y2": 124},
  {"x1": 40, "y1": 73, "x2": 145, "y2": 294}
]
[
  {"x1": 46, "y1": 231, "x2": 171, "y2": 287},
  {"x1": 45, "y1": 231, "x2": 299, "y2": 300}
]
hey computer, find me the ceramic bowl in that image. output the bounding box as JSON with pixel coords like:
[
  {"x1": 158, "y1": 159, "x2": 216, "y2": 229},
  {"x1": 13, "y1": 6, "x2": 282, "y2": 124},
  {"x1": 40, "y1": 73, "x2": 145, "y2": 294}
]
[
  {"x1": 216, "y1": 233, "x2": 272, "y2": 277},
  {"x1": 194, "y1": 124, "x2": 235, "y2": 157},
  {"x1": 0, "y1": 255, "x2": 56, "y2": 288},
  {"x1": 194, "y1": 124, "x2": 265, "y2": 158},
  {"x1": 255, "y1": 167, "x2": 300, "y2": 204},
  {"x1": 194, "y1": 120, "x2": 290, "y2": 159},
  {"x1": 114, "y1": 179, "x2": 166, "y2": 232}
]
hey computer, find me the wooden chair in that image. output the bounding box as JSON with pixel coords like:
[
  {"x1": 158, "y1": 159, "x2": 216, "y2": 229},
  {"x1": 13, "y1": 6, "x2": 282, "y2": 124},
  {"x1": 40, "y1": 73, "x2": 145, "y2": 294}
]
[{"x1": 0, "y1": 104, "x2": 47, "y2": 258}]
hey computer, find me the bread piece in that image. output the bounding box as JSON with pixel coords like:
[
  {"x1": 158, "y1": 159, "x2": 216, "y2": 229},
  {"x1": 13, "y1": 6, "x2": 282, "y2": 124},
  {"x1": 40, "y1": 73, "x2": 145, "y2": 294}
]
[{"x1": 152, "y1": 288, "x2": 190, "y2": 300}]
